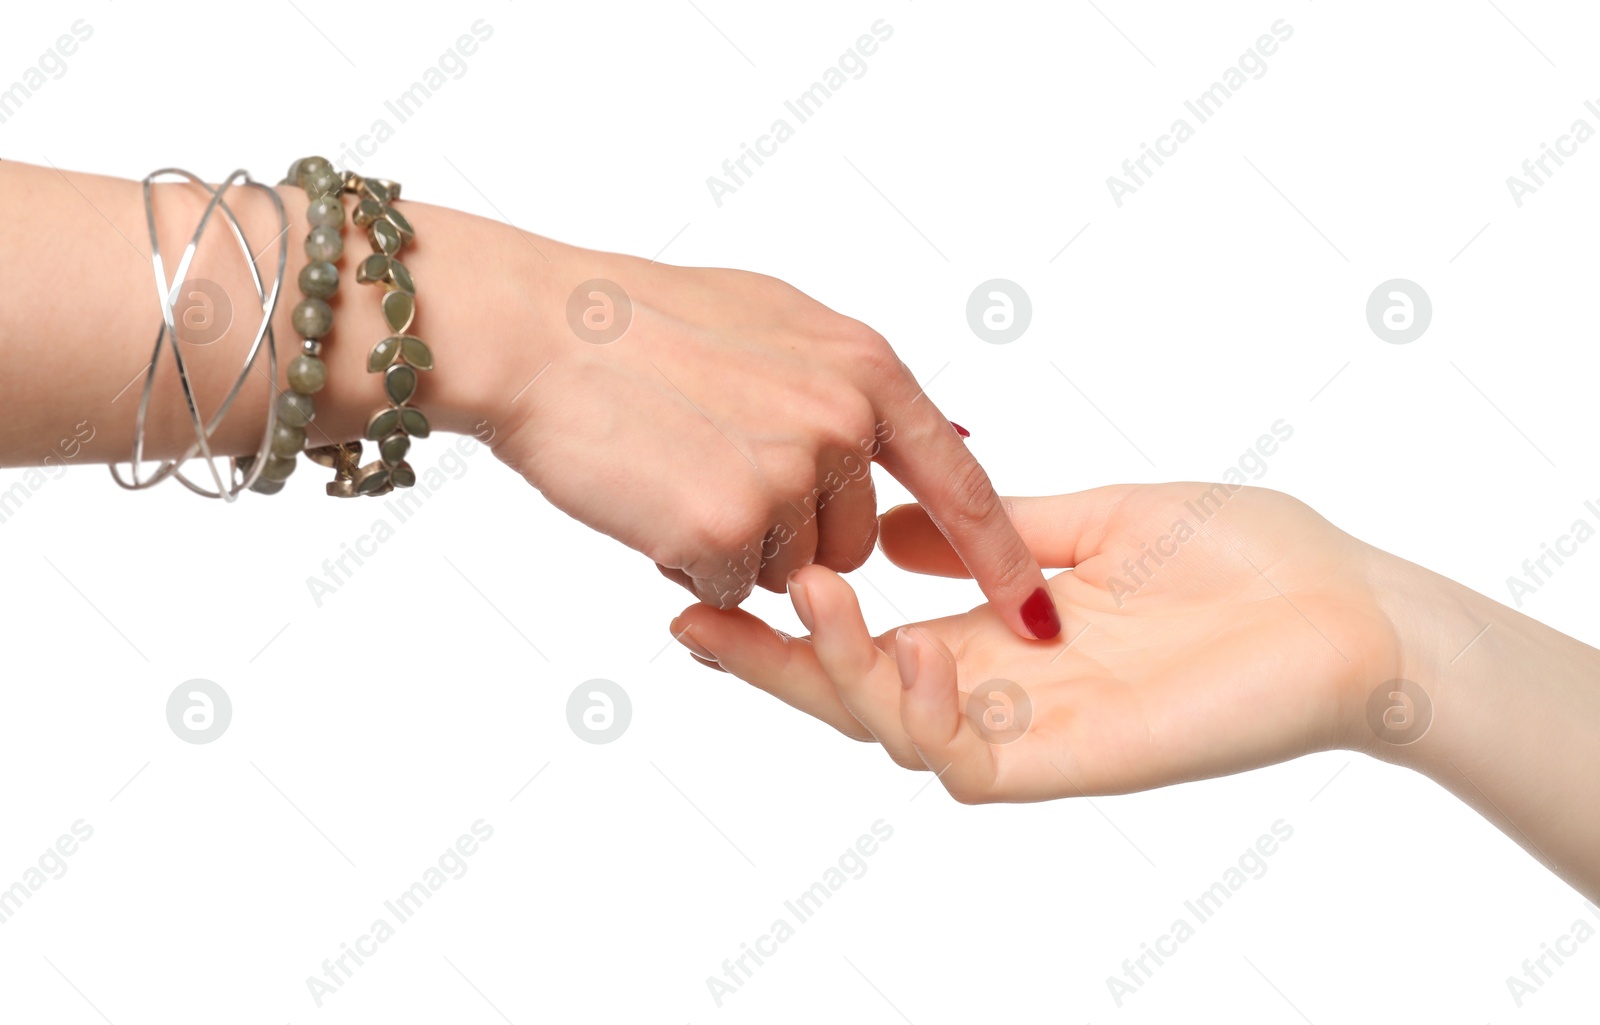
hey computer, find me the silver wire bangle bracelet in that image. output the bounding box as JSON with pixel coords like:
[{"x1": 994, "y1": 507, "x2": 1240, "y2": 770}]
[{"x1": 108, "y1": 167, "x2": 287, "y2": 500}]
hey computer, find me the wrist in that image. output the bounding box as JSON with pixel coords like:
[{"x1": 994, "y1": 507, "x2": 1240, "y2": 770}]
[
  {"x1": 461, "y1": 235, "x2": 639, "y2": 467},
  {"x1": 265, "y1": 185, "x2": 566, "y2": 454},
  {"x1": 1355, "y1": 548, "x2": 1487, "y2": 768},
  {"x1": 1358, "y1": 543, "x2": 1596, "y2": 783},
  {"x1": 411, "y1": 202, "x2": 593, "y2": 446}
]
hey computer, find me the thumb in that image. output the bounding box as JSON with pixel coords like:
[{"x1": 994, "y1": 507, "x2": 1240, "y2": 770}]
[
  {"x1": 894, "y1": 626, "x2": 995, "y2": 803},
  {"x1": 878, "y1": 485, "x2": 1140, "y2": 577}
]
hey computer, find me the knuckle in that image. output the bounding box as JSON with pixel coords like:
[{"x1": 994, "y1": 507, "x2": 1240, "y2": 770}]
[
  {"x1": 853, "y1": 330, "x2": 901, "y2": 378},
  {"x1": 822, "y1": 317, "x2": 898, "y2": 373},
  {"x1": 987, "y1": 542, "x2": 1035, "y2": 594},
  {"x1": 939, "y1": 463, "x2": 1031, "y2": 590},
  {"x1": 945, "y1": 457, "x2": 1003, "y2": 526},
  {"x1": 750, "y1": 270, "x2": 806, "y2": 308},
  {"x1": 764, "y1": 450, "x2": 818, "y2": 499},
  {"x1": 648, "y1": 535, "x2": 700, "y2": 575},
  {"x1": 829, "y1": 395, "x2": 879, "y2": 454},
  {"x1": 691, "y1": 499, "x2": 768, "y2": 561}
]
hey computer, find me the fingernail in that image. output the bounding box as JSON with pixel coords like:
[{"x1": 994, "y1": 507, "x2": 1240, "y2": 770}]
[
  {"x1": 787, "y1": 571, "x2": 814, "y2": 631},
  {"x1": 670, "y1": 618, "x2": 716, "y2": 661},
  {"x1": 949, "y1": 421, "x2": 970, "y2": 439},
  {"x1": 1021, "y1": 586, "x2": 1061, "y2": 640},
  {"x1": 895, "y1": 628, "x2": 919, "y2": 689},
  {"x1": 690, "y1": 652, "x2": 727, "y2": 673}
]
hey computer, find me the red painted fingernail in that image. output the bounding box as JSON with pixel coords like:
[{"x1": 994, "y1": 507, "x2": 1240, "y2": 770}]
[
  {"x1": 950, "y1": 421, "x2": 970, "y2": 438},
  {"x1": 1021, "y1": 587, "x2": 1061, "y2": 640}
]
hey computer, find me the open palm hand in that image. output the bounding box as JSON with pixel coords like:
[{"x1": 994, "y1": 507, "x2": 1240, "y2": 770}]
[{"x1": 671, "y1": 483, "x2": 1403, "y2": 802}]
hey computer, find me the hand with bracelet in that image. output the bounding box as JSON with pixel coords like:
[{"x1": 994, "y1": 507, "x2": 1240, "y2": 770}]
[
  {"x1": 672, "y1": 483, "x2": 1600, "y2": 902},
  {"x1": 0, "y1": 157, "x2": 1061, "y2": 638}
]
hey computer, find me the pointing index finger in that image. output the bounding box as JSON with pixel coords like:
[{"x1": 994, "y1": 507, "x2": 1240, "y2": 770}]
[{"x1": 871, "y1": 377, "x2": 1060, "y2": 641}]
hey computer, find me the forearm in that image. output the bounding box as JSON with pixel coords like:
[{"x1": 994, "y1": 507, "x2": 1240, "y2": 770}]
[
  {"x1": 1368, "y1": 552, "x2": 1600, "y2": 900},
  {"x1": 0, "y1": 159, "x2": 550, "y2": 469}
]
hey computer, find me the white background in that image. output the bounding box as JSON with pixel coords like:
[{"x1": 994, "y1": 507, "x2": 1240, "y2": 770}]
[{"x1": 2, "y1": 1, "x2": 1598, "y2": 1021}]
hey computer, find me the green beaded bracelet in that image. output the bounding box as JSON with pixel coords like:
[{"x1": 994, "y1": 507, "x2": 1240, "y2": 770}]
[
  {"x1": 245, "y1": 154, "x2": 343, "y2": 494},
  {"x1": 248, "y1": 156, "x2": 432, "y2": 498}
]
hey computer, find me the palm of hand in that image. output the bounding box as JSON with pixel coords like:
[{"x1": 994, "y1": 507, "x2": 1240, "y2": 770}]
[{"x1": 677, "y1": 484, "x2": 1402, "y2": 802}]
